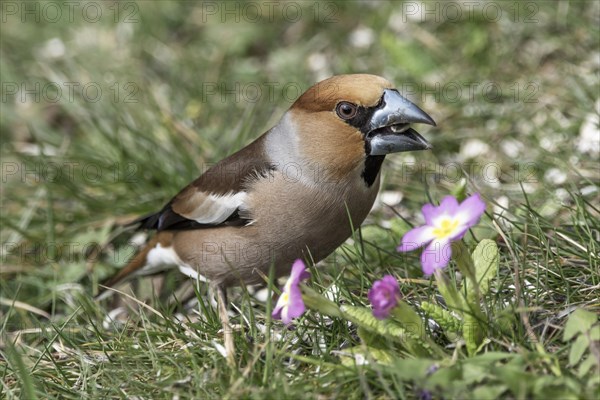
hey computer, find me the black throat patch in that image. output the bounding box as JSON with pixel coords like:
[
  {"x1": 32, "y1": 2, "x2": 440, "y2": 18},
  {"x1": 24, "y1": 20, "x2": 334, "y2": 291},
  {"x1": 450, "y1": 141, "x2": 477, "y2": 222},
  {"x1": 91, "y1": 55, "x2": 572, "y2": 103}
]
[
  {"x1": 344, "y1": 103, "x2": 385, "y2": 187},
  {"x1": 362, "y1": 155, "x2": 385, "y2": 187}
]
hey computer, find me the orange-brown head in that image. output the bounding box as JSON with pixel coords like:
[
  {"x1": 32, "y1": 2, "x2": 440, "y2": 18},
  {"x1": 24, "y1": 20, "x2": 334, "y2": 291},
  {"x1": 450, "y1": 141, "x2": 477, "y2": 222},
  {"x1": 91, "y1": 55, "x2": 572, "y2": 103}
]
[{"x1": 285, "y1": 74, "x2": 435, "y2": 185}]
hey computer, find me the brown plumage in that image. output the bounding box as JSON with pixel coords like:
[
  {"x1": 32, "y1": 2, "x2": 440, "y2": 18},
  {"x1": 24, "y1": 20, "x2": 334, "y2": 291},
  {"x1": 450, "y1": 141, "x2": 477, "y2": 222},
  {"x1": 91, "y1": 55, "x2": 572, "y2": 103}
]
[{"x1": 99, "y1": 74, "x2": 435, "y2": 361}]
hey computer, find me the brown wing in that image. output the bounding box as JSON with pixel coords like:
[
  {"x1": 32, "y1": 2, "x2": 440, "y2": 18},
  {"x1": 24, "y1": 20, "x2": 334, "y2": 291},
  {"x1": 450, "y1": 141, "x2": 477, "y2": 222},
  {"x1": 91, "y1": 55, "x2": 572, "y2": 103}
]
[{"x1": 135, "y1": 134, "x2": 275, "y2": 231}]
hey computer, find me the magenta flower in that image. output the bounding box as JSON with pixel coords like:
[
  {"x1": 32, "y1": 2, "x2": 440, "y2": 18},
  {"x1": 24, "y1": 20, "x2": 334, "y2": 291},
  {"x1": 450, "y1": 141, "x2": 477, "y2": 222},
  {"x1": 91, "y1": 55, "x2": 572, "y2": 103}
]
[
  {"x1": 368, "y1": 275, "x2": 401, "y2": 319},
  {"x1": 397, "y1": 193, "x2": 486, "y2": 275},
  {"x1": 272, "y1": 259, "x2": 310, "y2": 324}
]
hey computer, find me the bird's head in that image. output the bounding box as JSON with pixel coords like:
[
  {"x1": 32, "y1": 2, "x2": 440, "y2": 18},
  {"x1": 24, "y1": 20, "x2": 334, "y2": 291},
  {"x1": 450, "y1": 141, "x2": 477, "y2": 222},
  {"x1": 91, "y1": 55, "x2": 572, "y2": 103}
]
[{"x1": 284, "y1": 74, "x2": 435, "y2": 183}]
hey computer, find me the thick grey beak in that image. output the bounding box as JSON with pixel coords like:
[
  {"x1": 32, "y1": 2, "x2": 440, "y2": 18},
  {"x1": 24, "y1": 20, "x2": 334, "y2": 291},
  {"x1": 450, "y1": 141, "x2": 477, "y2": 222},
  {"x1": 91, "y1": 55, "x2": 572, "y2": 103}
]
[{"x1": 368, "y1": 89, "x2": 435, "y2": 156}]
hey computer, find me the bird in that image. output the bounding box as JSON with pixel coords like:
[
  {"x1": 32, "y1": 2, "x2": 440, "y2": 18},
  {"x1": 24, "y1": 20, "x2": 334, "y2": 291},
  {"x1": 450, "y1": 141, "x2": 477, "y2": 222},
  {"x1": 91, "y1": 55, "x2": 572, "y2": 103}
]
[{"x1": 98, "y1": 74, "x2": 435, "y2": 363}]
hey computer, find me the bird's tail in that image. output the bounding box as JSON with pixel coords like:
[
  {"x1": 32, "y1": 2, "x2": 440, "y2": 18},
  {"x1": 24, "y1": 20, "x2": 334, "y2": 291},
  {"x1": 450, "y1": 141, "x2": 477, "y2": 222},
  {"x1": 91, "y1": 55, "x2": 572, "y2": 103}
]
[{"x1": 95, "y1": 232, "x2": 173, "y2": 300}]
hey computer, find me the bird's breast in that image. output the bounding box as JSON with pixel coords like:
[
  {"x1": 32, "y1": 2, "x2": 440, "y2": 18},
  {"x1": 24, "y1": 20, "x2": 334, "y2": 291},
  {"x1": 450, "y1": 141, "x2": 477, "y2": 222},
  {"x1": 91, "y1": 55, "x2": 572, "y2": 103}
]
[{"x1": 245, "y1": 167, "x2": 380, "y2": 260}]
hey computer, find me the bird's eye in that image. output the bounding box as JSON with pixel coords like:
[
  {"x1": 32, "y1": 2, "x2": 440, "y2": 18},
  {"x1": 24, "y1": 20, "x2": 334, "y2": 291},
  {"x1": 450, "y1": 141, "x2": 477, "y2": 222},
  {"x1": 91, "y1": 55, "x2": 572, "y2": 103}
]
[{"x1": 336, "y1": 102, "x2": 358, "y2": 120}]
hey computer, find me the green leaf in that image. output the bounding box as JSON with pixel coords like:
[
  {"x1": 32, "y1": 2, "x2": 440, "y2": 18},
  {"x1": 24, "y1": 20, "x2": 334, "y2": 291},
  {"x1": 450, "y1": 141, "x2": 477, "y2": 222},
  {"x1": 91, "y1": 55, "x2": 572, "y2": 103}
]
[
  {"x1": 357, "y1": 326, "x2": 389, "y2": 350},
  {"x1": 341, "y1": 305, "x2": 431, "y2": 357},
  {"x1": 390, "y1": 301, "x2": 450, "y2": 359},
  {"x1": 468, "y1": 352, "x2": 519, "y2": 364},
  {"x1": 342, "y1": 305, "x2": 408, "y2": 338},
  {"x1": 461, "y1": 362, "x2": 489, "y2": 385},
  {"x1": 569, "y1": 334, "x2": 589, "y2": 366},
  {"x1": 451, "y1": 241, "x2": 478, "y2": 289},
  {"x1": 434, "y1": 270, "x2": 465, "y2": 313},
  {"x1": 577, "y1": 356, "x2": 597, "y2": 378},
  {"x1": 465, "y1": 239, "x2": 499, "y2": 301},
  {"x1": 471, "y1": 384, "x2": 508, "y2": 399},
  {"x1": 301, "y1": 285, "x2": 343, "y2": 318},
  {"x1": 339, "y1": 345, "x2": 395, "y2": 366},
  {"x1": 589, "y1": 325, "x2": 600, "y2": 341},
  {"x1": 391, "y1": 300, "x2": 426, "y2": 337},
  {"x1": 493, "y1": 365, "x2": 534, "y2": 398},
  {"x1": 563, "y1": 309, "x2": 598, "y2": 341},
  {"x1": 455, "y1": 239, "x2": 499, "y2": 355},
  {"x1": 587, "y1": 373, "x2": 600, "y2": 389},
  {"x1": 532, "y1": 376, "x2": 581, "y2": 400},
  {"x1": 493, "y1": 308, "x2": 518, "y2": 336},
  {"x1": 426, "y1": 364, "x2": 462, "y2": 387},
  {"x1": 421, "y1": 301, "x2": 462, "y2": 333},
  {"x1": 463, "y1": 313, "x2": 484, "y2": 356},
  {"x1": 392, "y1": 359, "x2": 438, "y2": 381}
]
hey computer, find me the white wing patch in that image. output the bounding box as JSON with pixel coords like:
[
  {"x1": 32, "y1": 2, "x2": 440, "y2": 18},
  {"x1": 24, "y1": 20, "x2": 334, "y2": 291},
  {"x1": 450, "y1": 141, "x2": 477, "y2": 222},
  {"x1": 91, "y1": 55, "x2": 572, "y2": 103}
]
[
  {"x1": 145, "y1": 244, "x2": 208, "y2": 282},
  {"x1": 143, "y1": 243, "x2": 181, "y2": 274},
  {"x1": 184, "y1": 191, "x2": 248, "y2": 224}
]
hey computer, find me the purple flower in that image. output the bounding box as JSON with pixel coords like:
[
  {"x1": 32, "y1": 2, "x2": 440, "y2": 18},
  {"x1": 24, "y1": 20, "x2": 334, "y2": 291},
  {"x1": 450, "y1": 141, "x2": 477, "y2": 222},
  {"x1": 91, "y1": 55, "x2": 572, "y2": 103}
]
[
  {"x1": 368, "y1": 275, "x2": 401, "y2": 319},
  {"x1": 397, "y1": 193, "x2": 486, "y2": 275},
  {"x1": 272, "y1": 259, "x2": 310, "y2": 325}
]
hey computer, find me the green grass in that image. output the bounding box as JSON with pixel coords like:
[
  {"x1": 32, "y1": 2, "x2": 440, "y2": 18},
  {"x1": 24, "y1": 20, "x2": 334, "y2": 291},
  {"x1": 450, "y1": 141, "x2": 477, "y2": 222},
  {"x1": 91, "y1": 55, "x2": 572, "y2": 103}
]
[{"x1": 1, "y1": 1, "x2": 599, "y2": 398}]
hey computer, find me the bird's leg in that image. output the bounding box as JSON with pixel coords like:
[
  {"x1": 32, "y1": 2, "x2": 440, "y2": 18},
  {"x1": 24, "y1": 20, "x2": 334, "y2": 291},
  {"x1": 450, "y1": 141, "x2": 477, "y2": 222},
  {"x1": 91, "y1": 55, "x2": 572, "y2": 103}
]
[{"x1": 215, "y1": 284, "x2": 235, "y2": 366}]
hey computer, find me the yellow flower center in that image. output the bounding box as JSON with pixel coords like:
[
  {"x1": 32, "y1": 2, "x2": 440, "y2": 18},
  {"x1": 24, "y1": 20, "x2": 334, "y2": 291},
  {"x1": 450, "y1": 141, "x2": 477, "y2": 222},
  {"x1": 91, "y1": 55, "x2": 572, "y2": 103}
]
[
  {"x1": 280, "y1": 291, "x2": 289, "y2": 305},
  {"x1": 432, "y1": 218, "x2": 460, "y2": 239}
]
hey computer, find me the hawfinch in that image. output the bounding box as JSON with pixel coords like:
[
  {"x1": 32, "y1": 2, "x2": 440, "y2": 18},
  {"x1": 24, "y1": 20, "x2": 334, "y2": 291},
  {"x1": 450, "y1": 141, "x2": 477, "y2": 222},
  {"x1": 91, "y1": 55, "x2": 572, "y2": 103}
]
[{"x1": 99, "y1": 74, "x2": 435, "y2": 358}]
